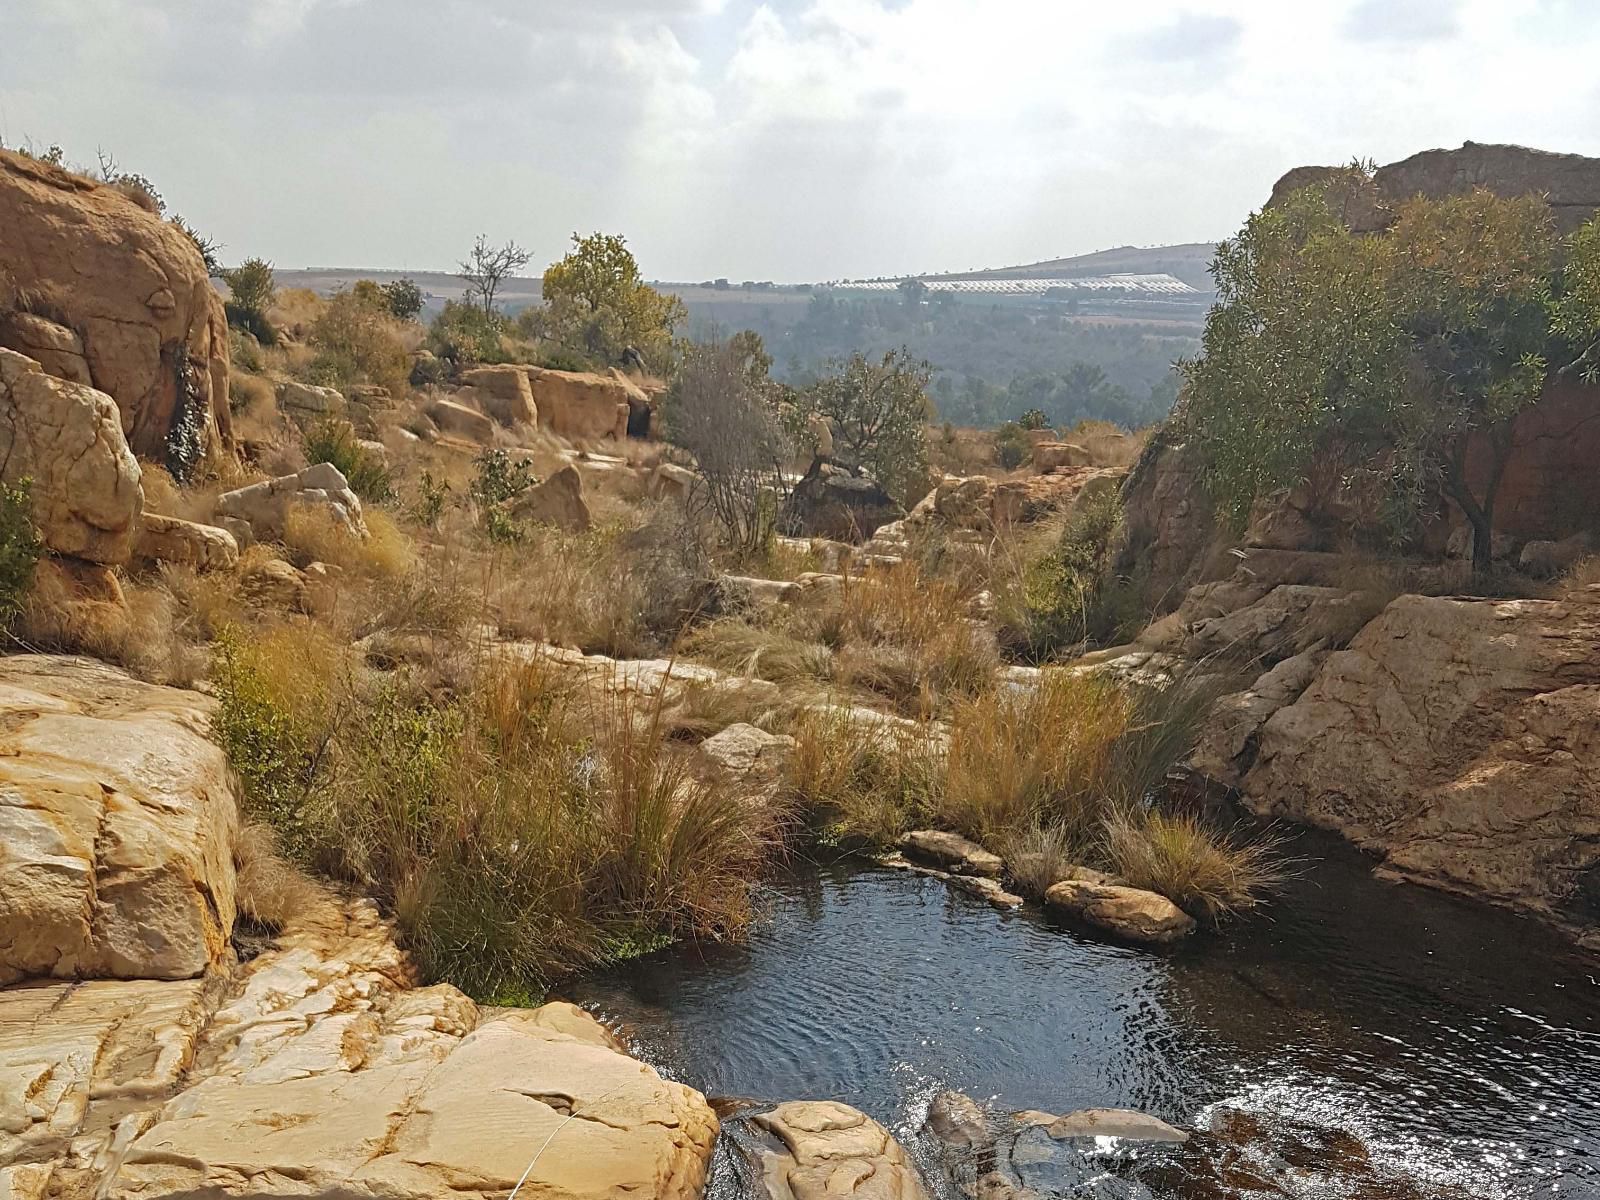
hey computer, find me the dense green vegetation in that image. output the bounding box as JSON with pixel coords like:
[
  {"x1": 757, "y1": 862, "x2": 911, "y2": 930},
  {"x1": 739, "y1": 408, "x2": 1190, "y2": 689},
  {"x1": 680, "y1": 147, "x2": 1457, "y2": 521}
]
[{"x1": 1183, "y1": 169, "x2": 1600, "y2": 571}]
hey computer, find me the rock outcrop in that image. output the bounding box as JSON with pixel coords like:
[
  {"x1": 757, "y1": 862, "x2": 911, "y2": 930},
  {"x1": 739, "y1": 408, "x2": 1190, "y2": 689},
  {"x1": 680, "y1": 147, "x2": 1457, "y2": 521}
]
[
  {"x1": 0, "y1": 655, "x2": 236, "y2": 984},
  {"x1": 0, "y1": 349, "x2": 143, "y2": 564},
  {"x1": 458, "y1": 365, "x2": 537, "y2": 427},
  {"x1": 1272, "y1": 141, "x2": 1600, "y2": 235},
  {"x1": 526, "y1": 367, "x2": 633, "y2": 441},
  {"x1": 216, "y1": 461, "x2": 366, "y2": 543},
  {"x1": 133, "y1": 513, "x2": 239, "y2": 571},
  {"x1": 781, "y1": 465, "x2": 903, "y2": 543},
  {"x1": 511, "y1": 464, "x2": 591, "y2": 532},
  {"x1": 749, "y1": 1101, "x2": 929, "y2": 1200},
  {"x1": 1241, "y1": 589, "x2": 1600, "y2": 931},
  {"x1": 0, "y1": 148, "x2": 231, "y2": 459}
]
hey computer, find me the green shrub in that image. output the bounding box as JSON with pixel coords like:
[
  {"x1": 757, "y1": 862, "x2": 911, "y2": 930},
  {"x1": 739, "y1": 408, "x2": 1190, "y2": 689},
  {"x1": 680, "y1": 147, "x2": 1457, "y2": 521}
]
[
  {"x1": 222, "y1": 259, "x2": 278, "y2": 345},
  {"x1": 1018, "y1": 408, "x2": 1050, "y2": 431},
  {"x1": 995, "y1": 421, "x2": 1030, "y2": 469},
  {"x1": 0, "y1": 479, "x2": 42, "y2": 622},
  {"x1": 470, "y1": 449, "x2": 536, "y2": 506},
  {"x1": 308, "y1": 290, "x2": 411, "y2": 398},
  {"x1": 428, "y1": 299, "x2": 504, "y2": 365},
  {"x1": 381, "y1": 278, "x2": 424, "y2": 322},
  {"x1": 304, "y1": 418, "x2": 392, "y2": 502},
  {"x1": 412, "y1": 471, "x2": 450, "y2": 527}
]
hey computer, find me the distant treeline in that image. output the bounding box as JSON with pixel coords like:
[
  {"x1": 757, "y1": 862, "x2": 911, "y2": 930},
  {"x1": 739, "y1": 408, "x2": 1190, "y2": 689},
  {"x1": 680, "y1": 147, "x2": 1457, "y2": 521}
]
[{"x1": 681, "y1": 289, "x2": 1196, "y2": 430}]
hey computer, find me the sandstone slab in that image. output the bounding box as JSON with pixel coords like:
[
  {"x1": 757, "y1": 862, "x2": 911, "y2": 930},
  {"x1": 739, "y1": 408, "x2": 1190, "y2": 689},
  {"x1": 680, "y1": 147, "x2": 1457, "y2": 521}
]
[
  {"x1": 133, "y1": 513, "x2": 238, "y2": 571},
  {"x1": 1043, "y1": 880, "x2": 1195, "y2": 945},
  {"x1": 0, "y1": 655, "x2": 237, "y2": 984},
  {"x1": 900, "y1": 830, "x2": 1004, "y2": 879},
  {"x1": 216, "y1": 461, "x2": 365, "y2": 543}
]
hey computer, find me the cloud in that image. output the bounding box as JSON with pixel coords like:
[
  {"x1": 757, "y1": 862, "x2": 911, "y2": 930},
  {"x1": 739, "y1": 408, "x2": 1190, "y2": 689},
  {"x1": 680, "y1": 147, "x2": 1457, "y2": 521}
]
[
  {"x1": 1119, "y1": 12, "x2": 1243, "y2": 63},
  {"x1": 1342, "y1": 0, "x2": 1462, "y2": 43},
  {"x1": 4, "y1": 0, "x2": 1600, "y2": 281}
]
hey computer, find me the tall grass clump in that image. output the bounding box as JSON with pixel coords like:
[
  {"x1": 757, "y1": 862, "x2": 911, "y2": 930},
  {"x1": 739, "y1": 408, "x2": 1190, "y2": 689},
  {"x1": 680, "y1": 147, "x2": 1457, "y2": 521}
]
[
  {"x1": 1105, "y1": 810, "x2": 1288, "y2": 922},
  {"x1": 211, "y1": 637, "x2": 785, "y2": 1000},
  {"x1": 937, "y1": 671, "x2": 1132, "y2": 845},
  {"x1": 788, "y1": 709, "x2": 940, "y2": 848}
]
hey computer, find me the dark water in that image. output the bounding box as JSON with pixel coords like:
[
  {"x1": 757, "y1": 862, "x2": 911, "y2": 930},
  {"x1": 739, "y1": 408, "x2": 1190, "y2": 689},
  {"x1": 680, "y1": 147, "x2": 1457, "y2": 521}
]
[{"x1": 563, "y1": 835, "x2": 1600, "y2": 1198}]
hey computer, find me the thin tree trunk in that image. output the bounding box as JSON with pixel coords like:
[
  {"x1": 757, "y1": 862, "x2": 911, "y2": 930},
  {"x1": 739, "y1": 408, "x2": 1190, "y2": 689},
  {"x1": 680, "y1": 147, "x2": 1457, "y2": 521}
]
[{"x1": 1443, "y1": 416, "x2": 1517, "y2": 576}]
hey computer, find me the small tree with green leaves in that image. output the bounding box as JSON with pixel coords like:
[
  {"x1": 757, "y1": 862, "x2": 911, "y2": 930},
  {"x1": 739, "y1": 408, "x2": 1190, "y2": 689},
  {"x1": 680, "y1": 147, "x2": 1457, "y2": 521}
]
[
  {"x1": 222, "y1": 258, "x2": 277, "y2": 344},
  {"x1": 1553, "y1": 213, "x2": 1600, "y2": 382},
  {"x1": 1018, "y1": 408, "x2": 1050, "y2": 431},
  {"x1": 381, "y1": 277, "x2": 424, "y2": 322},
  {"x1": 1182, "y1": 173, "x2": 1557, "y2": 573},
  {"x1": 791, "y1": 349, "x2": 932, "y2": 506},
  {"x1": 530, "y1": 232, "x2": 685, "y2": 369}
]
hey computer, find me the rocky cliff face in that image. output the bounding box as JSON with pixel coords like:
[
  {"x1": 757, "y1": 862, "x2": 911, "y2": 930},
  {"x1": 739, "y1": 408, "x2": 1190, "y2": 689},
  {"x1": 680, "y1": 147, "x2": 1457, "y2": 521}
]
[
  {"x1": 1239, "y1": 589, "x2": 1600, "y2": 940},
  {"x1": 0, "y1": 149, "x2": 231, "y2": 462},
  {"x1": 1268, "y1": 140, "x2": 1600, "y2": 234}
]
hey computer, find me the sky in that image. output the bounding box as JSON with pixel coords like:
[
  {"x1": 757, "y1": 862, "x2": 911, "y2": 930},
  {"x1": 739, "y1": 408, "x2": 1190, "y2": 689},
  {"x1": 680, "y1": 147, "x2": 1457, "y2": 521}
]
[{"x1": 5, "y1": 0, "x2": 1600, "y2": 282}]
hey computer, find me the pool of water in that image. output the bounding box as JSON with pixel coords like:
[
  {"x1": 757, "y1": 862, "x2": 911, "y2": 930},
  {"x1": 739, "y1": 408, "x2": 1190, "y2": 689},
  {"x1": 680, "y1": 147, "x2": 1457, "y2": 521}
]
[{"x1": 563, "y1": 834, "x2": 1600, "y2": 1198}]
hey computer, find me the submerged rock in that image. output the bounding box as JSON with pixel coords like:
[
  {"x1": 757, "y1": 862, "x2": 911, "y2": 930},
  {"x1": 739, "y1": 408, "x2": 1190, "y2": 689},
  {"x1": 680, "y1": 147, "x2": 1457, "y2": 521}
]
[
  {"x1": 1046, "y1": 1109, "x2": 1189, "y2": 1144},
  {"x1": 1043, "y1": 881, "x2": 1196, "y2": 945},
  {"x1": 926, "y1": 1090, "x2": 990, "y2": 1150}
]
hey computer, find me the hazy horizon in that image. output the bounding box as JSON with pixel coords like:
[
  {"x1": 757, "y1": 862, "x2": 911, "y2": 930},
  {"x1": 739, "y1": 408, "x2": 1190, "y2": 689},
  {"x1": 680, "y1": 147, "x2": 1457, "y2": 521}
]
[{"x1": 6, "y1": 1, "x2": 1600, "y2": 281}]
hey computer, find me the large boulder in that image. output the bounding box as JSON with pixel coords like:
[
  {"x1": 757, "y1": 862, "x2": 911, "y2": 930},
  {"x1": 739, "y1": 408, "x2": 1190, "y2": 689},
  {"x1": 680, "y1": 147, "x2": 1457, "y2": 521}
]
[
  {"x1": 133, "y1": 512, "x2": 239, "y2": 571},
  {"x1": 1242, "y1": 589, "x2": 1600, "y2": 932},
  {"x1": 1043, "y1": 880, "x2": 1196, "y2": 945},
  {"x1": 1114, "y1": 433, "x2": 1217, "y2": 617},
  {"x1": 748, "y1": 1101, "x2": 929, "y2": 1200},
  {"x1": 216, "y1": 461, "x2": 366, "y2": 543},
  {"x1": 511, "y1": 464, "x2": 591, "y2": 533},
  {"x1": 781, "y1": 464, "x2": 903, "y2": 543},
  {"x1": 425, "y1": 397, "x2": 496, "y2": 445},
  {"x1": 0, "y1": 655, "x2": 237, "y2": 984},
  {"x1": 0, "y1": 148, "x2": 231, "y2": 459},
  {"x1": 525, "y1": 367, "x2": 633, "y2": 441},
  {"x1": 0, "y1": 349, "x2": 143, "y2": 563},
  {"x1": 4, "y1": 894, "x2": 719, "y2": 1200},
  {"x1": 459, "y1": 365, "x2": 536, "y2": 427}
]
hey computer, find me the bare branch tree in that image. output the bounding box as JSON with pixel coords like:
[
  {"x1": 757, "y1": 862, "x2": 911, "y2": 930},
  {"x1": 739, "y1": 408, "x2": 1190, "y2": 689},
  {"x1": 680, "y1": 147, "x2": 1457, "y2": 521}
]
[{"x1": 459, "y1": 234, "x2": 531, "y2": 321}]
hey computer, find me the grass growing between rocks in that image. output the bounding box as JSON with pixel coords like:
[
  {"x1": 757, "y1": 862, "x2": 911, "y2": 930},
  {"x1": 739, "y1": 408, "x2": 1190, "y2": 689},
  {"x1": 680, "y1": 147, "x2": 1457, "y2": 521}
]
[{"x1": 212, "y1": 626, "x2": 787, "y2": 999}]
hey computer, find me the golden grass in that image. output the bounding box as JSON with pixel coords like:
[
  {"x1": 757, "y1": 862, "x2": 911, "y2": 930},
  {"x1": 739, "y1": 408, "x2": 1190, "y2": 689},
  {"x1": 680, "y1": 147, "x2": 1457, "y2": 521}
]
[
  {"x1": 1104, "y1": 810, "x2": 1288, "y2": 921},
  {"x1": 234, "y1": 821, "x2": 328, "y2": 931},
  {"x1": 284, "y1": 504, "x2": 412, "y2": 577},
  {"x1": 787, "y1": 708, "x2": 940, "y2": 848}
]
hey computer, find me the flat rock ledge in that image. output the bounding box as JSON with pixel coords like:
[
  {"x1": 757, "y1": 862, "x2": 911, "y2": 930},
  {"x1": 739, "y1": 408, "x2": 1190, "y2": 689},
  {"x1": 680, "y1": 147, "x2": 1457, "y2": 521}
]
[
  {"x1": 899, "y1": 830, "x2": 1005, "y2": 879},
  {"x1": 1043, "y1": 880, "x2": 1196, "y2": 945}
]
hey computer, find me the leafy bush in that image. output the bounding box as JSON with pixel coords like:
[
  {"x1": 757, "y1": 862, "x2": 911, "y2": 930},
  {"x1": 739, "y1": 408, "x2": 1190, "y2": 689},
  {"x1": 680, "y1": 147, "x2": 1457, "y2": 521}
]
[
  {"x1": 0, "y1": 479, "x2": 42, "y2": 621},
  {"x1": 428, "y1": 299, "x2": 505, "y2": 365},
  {"x1": 470, "y1": 449, "x2": 537, "y2": 506},
  {"x1": 530, "y1": 232, "x2": 685, "y2": 369},
  {"x1": 304, "y1": 418, "x2": 392, "y2": 502},
  {"x1": 789, "y1": 349, "x2": 932, "y2": 507},
  {"x1": 308, "y1": 289, "x2": 411, "y2": 398},
  {"x1": 1018, "y1": 408, "x2": 1050, "y2": 431},
  {"x1": 221, "y1": 259, "x2": 278, "y2": 345},
  {"x1": 381, "y1": 277, "x2": 424, "y2": 322},
  {"x1": 994, "y1": 421, "x2": 1030, "y2": 469},
  {"x1": 997, "y1": 490, "x2": 1137, "y2": 660}
]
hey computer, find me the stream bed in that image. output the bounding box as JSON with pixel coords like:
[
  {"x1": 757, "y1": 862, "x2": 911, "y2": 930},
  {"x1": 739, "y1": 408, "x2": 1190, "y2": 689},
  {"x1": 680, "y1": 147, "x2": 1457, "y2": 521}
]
[{"x1": 563, "y1": 833, "x2": 1600, "y2": 1198}]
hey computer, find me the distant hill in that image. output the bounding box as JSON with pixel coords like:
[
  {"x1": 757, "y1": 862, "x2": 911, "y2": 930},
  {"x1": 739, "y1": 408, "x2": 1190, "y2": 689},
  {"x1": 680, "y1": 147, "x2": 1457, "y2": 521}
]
[{"x1": 929, "y1": 243, "x2": 1218, "y2": 291}]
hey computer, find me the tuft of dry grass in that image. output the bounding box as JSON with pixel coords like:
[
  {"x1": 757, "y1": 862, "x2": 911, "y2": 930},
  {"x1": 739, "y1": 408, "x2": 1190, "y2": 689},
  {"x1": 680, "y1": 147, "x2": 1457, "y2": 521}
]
[
  {"x1": 284, "y1": 504, "x2": 412, "y2": 578},
  {"x1": 1104, "y1": 810, "x2": 1288, "y2": 922},
  {"x1": 13, "y1": 563, "x2": 207, "y2": 686},
  {"x1": 681, "y1": 618, "x2": 835, "y2": 683},
  {"x1": 234, "y1": 821, "x2": 328, "y2": 931},
  {"x1": 994, "y1": 823, "x2": 1088, "y2": 900},
  {"x1": 788, "y1": 708, "x2": 940, "y2": 848},
  {"x1": 937, "y1": 672, "x2": 1133, "y2": 844}
]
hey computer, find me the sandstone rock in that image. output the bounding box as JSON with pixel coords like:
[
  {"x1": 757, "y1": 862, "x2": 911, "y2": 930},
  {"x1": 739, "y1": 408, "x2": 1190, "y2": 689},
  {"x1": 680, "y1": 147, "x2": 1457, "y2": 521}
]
[
  {"x1": 241, "y1": 557, "x2": 310, "y2": 612},
  {"x1": 87, "y1": 899, "x2": 719, "y2": 1200},
  {"x1": 1182, "y1": 583, "x2": 1353, "y2": 664},
  {"x1": 0, "y1": 311, "x2": 91, "y2": 385},
  {"x1": 275, "y1": 380, "x2": 344, "y2": 416},
  {"x1": 0, "y1": 655, "x2": 237, "y2": 983},
  {"x1": 426, "y1": 398, "x2": 496, "y2": 444},
  {"x1": 525, "y1": 367, "x2": 632, "y2": 441},
  {"x1": 302, "y1": 561, "x2": 342, "y2": 618},
  {"x1": 900, "y1": 830, "x2": 1004, "y2": 878},
  {"x1": 749, "y1": 1101, "x2": 929, "y2": 1200},
  {"x1": 133, "y1": 513, "x2": 239, "y2": 571},
  {"x1": 0, "y1": 148, "x2": 231, "y2": 459},
  {"x1": 1242, "y1": 590, "x2": 1600, "y2": 928},
  {"x1": 695, "y1": 724, "x2": 795, "y2": 807},
  {"x1": 1113, "y1": 433, "x2": 1216, "y2": 618},
  {"x1": 1186, "y1": 649, "x2": 1325, "y2": 789},
  {"x1": 511, "y1": 464, "x2": 591, "y2": 532},
  {"x1": 459, "y1": 365, "x2": 536, "y2": 426},
  {"x1": 1519, "y1": 531, "x2": 1594, "y2": 577},
  {"x1": 650, "y1": 462, "x2": 697, "y2": 500},
  {"x1": 1043, "y1": 880, "x2": 1196, "y2": 944},
  {"x1": 1045, "y1": 1108, "x2": 1189, "y2": 1144},
  {"x1": 0, "y1": 349, "x2": 143, "y2": 563},
  {"x1": 1032, "y1": 441, "x2": 1090, "y2": 472},
  {"x1": 216, "y1": 461, "x2": 366, "y2": 543}
]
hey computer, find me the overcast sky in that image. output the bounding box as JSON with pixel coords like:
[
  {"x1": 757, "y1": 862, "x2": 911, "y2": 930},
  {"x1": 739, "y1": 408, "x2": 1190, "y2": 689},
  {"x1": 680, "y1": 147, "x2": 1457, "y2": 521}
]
[{"x1": 5, "y1": 0, "x2": 1599, "y2": 281}]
